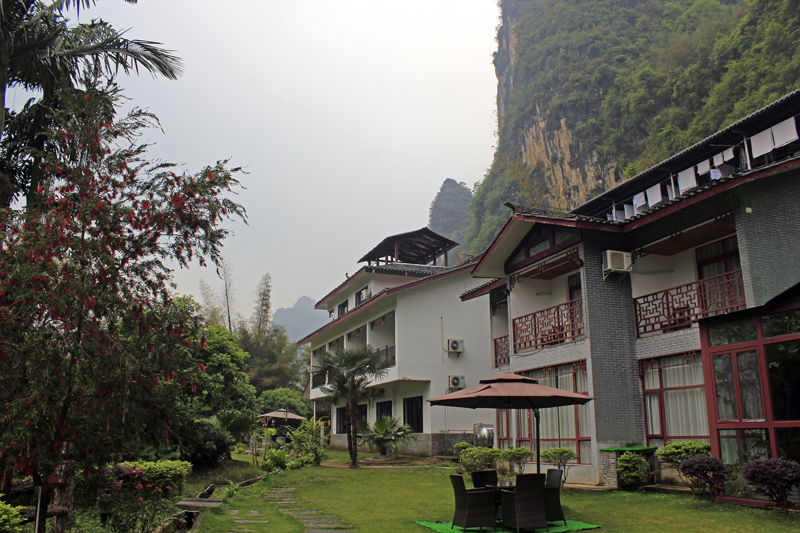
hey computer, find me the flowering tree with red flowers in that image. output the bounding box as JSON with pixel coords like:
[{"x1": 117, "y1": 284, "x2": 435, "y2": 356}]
[{"x1": 0, "y1": 76, "x2": 245, "y2": 531}]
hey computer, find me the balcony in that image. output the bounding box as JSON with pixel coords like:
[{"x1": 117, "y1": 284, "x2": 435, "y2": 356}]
[
  {"x1": 634, "y1": 270, "x2": 745, "y2": 337},
  {"x1": 494, "y1": 335, "x2": 510, "y2": 367},
  {"x1": 312, "y1": 372, "x2": 327, "y2": 389},
  {"x1": 512, "y1": 298, "x2": 584, "y2": 352},
  {"x1": 376, "y1": 343, "x2": 396, "y2": 367}
]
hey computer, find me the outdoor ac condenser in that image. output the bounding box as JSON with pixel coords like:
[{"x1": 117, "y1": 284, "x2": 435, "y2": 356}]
[
  {"x1": 602, "y1": 250, "x2": 632, "y2": 274},
  {"x1": 448, "y1": 339, "x2": 465, "y2": 353},
  {"x1": 449, "y1": 375, "x2": 466, "y2": 391}
]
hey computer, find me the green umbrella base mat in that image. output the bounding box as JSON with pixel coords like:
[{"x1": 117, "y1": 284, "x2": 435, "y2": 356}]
[{"x1": 415, "y1": 519, "x2": 600, "y2": 533}]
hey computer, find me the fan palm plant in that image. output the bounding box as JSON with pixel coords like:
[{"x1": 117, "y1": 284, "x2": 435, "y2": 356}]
[
  {"x1": 358, "y1": 416, "x2": 417, "y2": 456},
  {"x1": 312, "y1": 347, "x2": 391, "y2": 467}
]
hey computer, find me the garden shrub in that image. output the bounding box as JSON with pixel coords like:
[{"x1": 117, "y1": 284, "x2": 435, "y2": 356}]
[
  {"x1": 500, "y1": 447, "x2": 533, "y2": 474},
  {"x1": 287, "y1": 419, "x2": 328, "y2": 465},
  {"x1": 617, "y1": 451, "x2": 649, "y2": 488},
  {"x1": 99, "y1": 467, "x2": 179, "y2": 533},
  {"x1": 262, "y1": 448, "x2": 290, "y2": 472},
  {"x1": 656, "y1": 440, "x2": 711, "y2": 463},
  {"x1": 741, "y1": 458, "x2": 800, "y2": 515},
  {"x1": 117, "y1": 460, "x2": 192, "y2": 496},
  {"x1": 0, "y1": 498, "x2": 24, "y2": 533},
  {"x1": 178, "y1": 419, "x2": 232, "y2": 469},
  {"x1": 460, "y1": 446, "x2": 501, "y2": 474},
  {"x1": 678, "y1": 456, "x2": 730, "y2": 501},
  {"x1": 454, "y1": 441, "x2": 474, "y2": 457},
  {"x1": 540, "y1": 447, "x2": 578, "y2": 487}
]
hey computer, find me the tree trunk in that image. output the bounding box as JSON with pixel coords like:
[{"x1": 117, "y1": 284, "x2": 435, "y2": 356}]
[
  {"x1": 52, "y1": 462, "x2": 75, "y2": 533},
  {"x1": 348, "y1": 384, "x2": 359, "y2": 468},
  {"x1": 32, "y1": 472, "x2": 48, "y2": 533}
]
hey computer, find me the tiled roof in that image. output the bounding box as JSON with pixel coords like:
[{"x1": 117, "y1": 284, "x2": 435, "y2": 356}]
[{"x1": 460, "y1": 278, "x2": 503, "y2": 299}]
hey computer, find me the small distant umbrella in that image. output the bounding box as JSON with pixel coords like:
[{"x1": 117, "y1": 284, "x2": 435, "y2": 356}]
[
  {"x1": 260, "y1": 409, "x2": 306, "y2": 421},
  {"x1": 428, "y1": 373, "x2": 594, "y2": 473}
]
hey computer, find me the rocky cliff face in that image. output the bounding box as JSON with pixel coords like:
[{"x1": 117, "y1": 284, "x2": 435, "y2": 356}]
[{"x1": 494, "y1": 0, "x2": 621, "y2": 210}]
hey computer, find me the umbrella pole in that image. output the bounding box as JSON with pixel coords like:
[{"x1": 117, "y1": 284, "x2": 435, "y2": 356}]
[{"x1": 534, "y1": 408, "x2": 541, "y2": 474}]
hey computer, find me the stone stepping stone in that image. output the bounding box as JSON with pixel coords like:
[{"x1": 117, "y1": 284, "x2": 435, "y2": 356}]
[
  {"x1": 305, "y1": 530, "x2": 353, "y2": 533},
  {"x1": 227, "y1": 509, "x2": 239, "y2": 515},
  {"x1": 301, "y1": 521, "x2": 353, "y2": 528},
  {"x1": 291, "y1": 514, "x2": 338, "y2": 519},
  {"x1": 300, "y1": 519, "x2": 350, "y2": 525},
  {"x1": 247, "y1": 510, "x2": 262, "y2": 515},
  {"x1": 233, "y1": 519, "x2": 269, "y2": 524},
  {"x1": 288, "y1": 510, "x2": 324, "y2": 515}
]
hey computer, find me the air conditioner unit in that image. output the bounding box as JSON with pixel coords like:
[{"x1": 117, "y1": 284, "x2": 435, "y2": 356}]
[
  {"x1": 602, "y1": 250, "x2": 632, "y2": 274},
  {"x1": 448, "y1": 339, "x2": 465, "y2": 353},
  {"x1": 449, "y1": 375, "x2": 466, "y2": 391}
]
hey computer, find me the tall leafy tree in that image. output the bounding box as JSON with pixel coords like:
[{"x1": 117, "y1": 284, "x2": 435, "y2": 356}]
[
  {"x1": 239, "y1": 323, "x2": 307, "y2": 394},
  {"x1": 0, "y1": 75, "x2": 244, "y2": 531},
  {"x1": 312, "y1": 348, "x2": 390, "y2": 468},
  {"x1": 1, "y1": 0, "x2": 183, "y2": 205}
]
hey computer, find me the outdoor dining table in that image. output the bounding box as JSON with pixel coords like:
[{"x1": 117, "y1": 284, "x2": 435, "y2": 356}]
[{"x1": 484, "y1": 479, "x2": 564, "y2": 524}]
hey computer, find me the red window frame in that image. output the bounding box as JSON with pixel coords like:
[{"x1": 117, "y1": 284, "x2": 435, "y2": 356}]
[
  {"x1": 497, "y1": 409, "x2": 511, "y2": 450},
  {"x1": 701, "y1": 302, "x2": 800, "y2": 498},
  {"x1": 640, "y1": 351, "x2": 710, "y2": 446},
  {"x1": 516, "y1": 361, "x2": 591, "y2": 464}
]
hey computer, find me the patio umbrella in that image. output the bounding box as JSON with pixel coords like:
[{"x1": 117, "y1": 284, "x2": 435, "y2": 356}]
[
  {"x1": 260, "y1": 409, "x2": 306, "y2": 421},
  {"x1": 428, "y1": 373, "x2": 594, "y2": 473}
]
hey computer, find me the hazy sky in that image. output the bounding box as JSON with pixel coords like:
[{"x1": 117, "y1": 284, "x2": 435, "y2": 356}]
[{"x1": 9, "y1": 1, "x2": 500, "y2": 314}]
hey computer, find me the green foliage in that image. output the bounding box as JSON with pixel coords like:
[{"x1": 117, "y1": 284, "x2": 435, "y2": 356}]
[
  {"x1": 656, "y1": 440, "x2": 711, "y2": 463},
  {"x1": 499, "y1": 447, "x2": 534, "y2": 474},
  {"x1": 454, "y1": 441, "x2": 474, "y2": 457},
  {"x1": 617, "y1": 451, "x2": 650, "y2": 488},
  {"x1": 460, "y1": 447, "x2": 502, "y2": 474},
  {"x1": 0, "y1": 498, "x2": 23, "y2": 533},
  {"x1": 100, "y1": 466, "x2": 179, "y2": 533},
  {"x1": 287, "y1": 419, "x2": 327, "y2": 466},
  {"x1": 357, "y1": 417, "x2": 418, "y2": 456},
  {"x1": 188, "y1": 324, "x2": 257, "y2": 417},
  {"x1": 117, "y1": 460, "x2": 192, "y2": 496},
  {"x1": 257, "y1": 387, "x2": 312, "y2": 419},
  {"x1": 177, "y1": 419, "x2": 232, "y2": 469},
  {"x1": 540, "y1": 447, "x2": 579, "y2": 487},
  {"x1": 261, "y1": 448, "x2": 290, "y2": 472},
  {"x1": 239, "y1": 323, "x2": 308, "y2": 394}
]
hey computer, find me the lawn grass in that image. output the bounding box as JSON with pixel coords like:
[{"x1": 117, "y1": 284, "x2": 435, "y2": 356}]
[{"x1": 197, "y1": 459, "x2": 800, "y2": 533}]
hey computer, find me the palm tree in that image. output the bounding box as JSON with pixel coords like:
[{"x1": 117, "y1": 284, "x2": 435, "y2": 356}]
[
  {"x1": 312, "y1": 347, "x2": 391, "y2": 468},
  {"x1": 357, "y1": 416, "x2": 417, "y2": 456},
  {"x1": 1, "y1": 0, "x2": 183, "y2": 204}
]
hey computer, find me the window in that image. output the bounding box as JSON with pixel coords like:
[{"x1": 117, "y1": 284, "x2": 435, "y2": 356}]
[
  {"x1": 696, "y1": 236, "x2": 743, "y2": 314},
  {"x1": 641, "y1": 353, "x2": 709, "y2": 447},
  {"x1": 403, "y1": 396, "x2": 423, "y2": 433},
  {"x1": 377, "y1": 401, "x2": 392, "y2": 421},
  {"x1": 712, "y1": 350, "x2": 764, "y2": 421},
  {"x1": 358, "y1": 404, "x2": 367, "y2": 423},
  {"x1": 336, "y1": 407, "x2": 347, "y2": 434},
  {"x1": 338, "y1": 301, "x2": 349, "y2": 318},
  {"x1": 497, "y1": 409, "x2": 511, "y2": 450},
  {"x1": 766, "y1": 339, "x2": 800, "y2": 421},
  {"x1": 519, "y1": 362, "x2": 591, "y2": 463},
  {"x1": 697, "y1": 236, "x2": 740, "y2": 280},
  {"x1": 568, "y1": 273, "x2": 582, "y2": 301}
]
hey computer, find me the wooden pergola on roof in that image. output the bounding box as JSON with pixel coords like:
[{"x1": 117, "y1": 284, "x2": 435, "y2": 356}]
[{"x1": 358, "y1": 227, "x2": 458, "y2": 267}]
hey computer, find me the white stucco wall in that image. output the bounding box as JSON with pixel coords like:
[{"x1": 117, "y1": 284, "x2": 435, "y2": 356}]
[{"x1": 630, "y1": 249, "x2": 697, "y2": 298}]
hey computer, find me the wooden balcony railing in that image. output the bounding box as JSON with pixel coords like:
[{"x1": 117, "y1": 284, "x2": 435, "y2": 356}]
[
  {"x1": 512, "y1": 298, "x2": 584, "y2": 352},
  {"x1": 494, "y1": 335, "x2": 510, "y2": 367},
  {"x1": 634, "y1": 270, "x2": 745, "y2": 337},
  {"x1": 376, "y1": 343, "x2": 396, "y2": 367}
]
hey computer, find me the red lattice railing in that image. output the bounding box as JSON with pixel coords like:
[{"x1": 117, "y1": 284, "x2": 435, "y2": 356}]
[
  {"x1": 634, "y1": 270, "x2": 745, "y2": 337},
  {"x1": 512, "y1": 298, "x2": 584, "y2": 352},
  {"x1": 494, "y1": 335, "x2": 510, "y2": 367}
]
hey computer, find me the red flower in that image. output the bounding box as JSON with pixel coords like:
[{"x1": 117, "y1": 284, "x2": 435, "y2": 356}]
[{"x1": 199, "y1": 363, "x2": 205, "y2": 373}]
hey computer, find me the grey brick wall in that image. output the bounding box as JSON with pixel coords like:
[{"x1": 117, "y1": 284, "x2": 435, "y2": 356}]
[
  {"x1": 735, "y1": 170, "x2": 800, "y2": 306},
  {"x1": 635, "y1": 326, "x2": 701, "y2": 360},
  {"x1": 581, "y1": 233, "x2": 645, "y2": 449}
]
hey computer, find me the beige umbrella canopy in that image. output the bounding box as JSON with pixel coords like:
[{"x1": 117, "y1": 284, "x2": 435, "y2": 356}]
[
  {"x1": 260, "y1": 409, "x2": 306, "y2": 421},
  {"x1": 428, "y1": 373, "x2": 594, "y2": 473}
]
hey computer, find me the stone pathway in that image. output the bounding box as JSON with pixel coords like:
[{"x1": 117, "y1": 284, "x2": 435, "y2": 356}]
[{"x1": 263, "y1": 486, "x2": 354, "y2": 533}]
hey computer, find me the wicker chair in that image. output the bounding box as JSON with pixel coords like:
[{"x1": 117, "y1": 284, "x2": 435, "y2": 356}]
[
  {"x1": 545, "y1": 468, "x2": 567, "y2": 525},
  {"x1": 501, "y1": 473, "x2": 548, "y2": 533},
  {"x1": 450, "y1": 474, "x2": 497, "y2": 531},
  {"x1": 470, "y1": 469, "x2": 499, "y2": 489}
]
